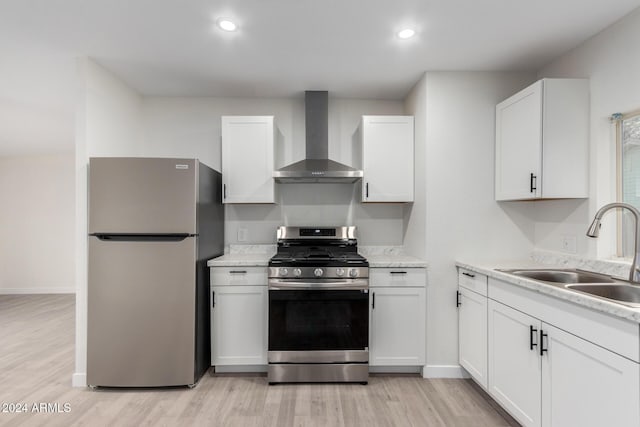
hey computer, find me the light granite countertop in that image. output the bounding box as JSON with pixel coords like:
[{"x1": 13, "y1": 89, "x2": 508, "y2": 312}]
[
  {"x1": 207, "y1": 253, "x2": 273, "y2": 267},
  {"x1": 207, "y1": 245, "x2": 275, "y2": 267},
  {"x1": 358, "y1": 246, "x2": 427, "y2": 268},
  {"x1": 206, "y1": 252, "x2": 427, "y2": 268},
  {"x1": 365, "y1": 254, "x2": 427, "y2": 268},
  {"x1": 455, "y1": 259, "x2": 640, "y2": 323},
  {"x1": 207, "y1": 244, "x2": 427, "y2": 268}
]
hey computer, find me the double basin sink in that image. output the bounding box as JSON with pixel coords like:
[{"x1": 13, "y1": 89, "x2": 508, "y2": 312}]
[{"x1": 498, "y1": 268, "x2": 640, "y2": 308}]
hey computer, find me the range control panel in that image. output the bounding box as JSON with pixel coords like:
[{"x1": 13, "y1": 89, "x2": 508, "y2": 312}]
[{"x1": 268, "y1": 266, "x2": 369, "y2": 279}]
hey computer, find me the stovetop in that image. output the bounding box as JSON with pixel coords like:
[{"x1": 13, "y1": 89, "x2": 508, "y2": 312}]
[
  {"x1": 269, "y1": 226, "x2": 369, "y2": 278},
  {"x1": 269, "y1": 248, "x2": 368, "y2": 267},
  {"x1": 270, "y1": 227, "x2": 367, "y2": 265}
]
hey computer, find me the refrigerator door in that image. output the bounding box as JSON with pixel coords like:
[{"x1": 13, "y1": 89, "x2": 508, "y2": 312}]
[
  {"x1": 87, "y1": 235, "x2": 197, "y2": 387},
  {"x1": 89, "y1": 157, "x2": 197, "y2": 234}
]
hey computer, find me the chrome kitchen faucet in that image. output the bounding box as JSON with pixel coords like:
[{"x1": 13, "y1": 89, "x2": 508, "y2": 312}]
[{"x1": 587, "y1": 202, "x2": 640, "y2": 283}]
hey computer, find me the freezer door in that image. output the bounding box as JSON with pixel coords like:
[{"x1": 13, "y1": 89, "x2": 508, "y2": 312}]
[
  {"x1": 89, "y1": 157, "x2": 197, "y2": 234},
  {"x1": 87, "y1": 236, "x2": 197, "y2": 387}
]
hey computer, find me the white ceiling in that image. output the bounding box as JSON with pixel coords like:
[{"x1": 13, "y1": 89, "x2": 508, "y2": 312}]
[{"x1": 1, "y1": 0, "x2": 639, "y2": 155}]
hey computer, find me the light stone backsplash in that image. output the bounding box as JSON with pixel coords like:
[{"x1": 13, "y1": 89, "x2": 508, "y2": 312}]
[
  {"x1": 531, "y1": 249, "x2": 632, "y2": 280},
  {"x1": 227, "y1": 244, "x2": 277, "y2": 254},
  {"x1": 358, "y1": 246, "x2": 404, "y2": 256}
]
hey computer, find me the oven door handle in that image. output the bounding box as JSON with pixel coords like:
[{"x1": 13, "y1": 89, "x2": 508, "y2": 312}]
[{"x1": 268, "y1": 279, "x2": 369, "y2": 290}]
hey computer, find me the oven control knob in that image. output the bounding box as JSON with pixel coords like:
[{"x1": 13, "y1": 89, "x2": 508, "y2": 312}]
[
  {"x1": 336, "y1": 268, "x2": 345, "y2": 277},
  {"x1": 314, "y1": 268, "x2": 324, "y2": 277},
  {"x1": 293, "y1": 268, "x2": 302, "y2": 277},
  {"x1": 279, "y1": 268, "x2": 288, "y2": 276},
  {"x1": 349, "y1": 268, "x2": 359, "y2": 278}
]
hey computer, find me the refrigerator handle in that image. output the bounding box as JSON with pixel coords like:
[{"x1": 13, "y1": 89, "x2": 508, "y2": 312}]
[{"x1": 91, "y1": 233, "x2": 191, "y2": 242}]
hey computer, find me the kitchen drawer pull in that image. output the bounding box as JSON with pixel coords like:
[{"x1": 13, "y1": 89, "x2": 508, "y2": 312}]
[
  {"x1": 462, "y1": 272, "x2": 475, "y2": 278},
  {"x1": 529, "y1": 325, "x2": 538, "y2": 350},
  {"x1": 540, "y1": 330, "x2": 548, "y2": 356},
  {"x1": 530, "y1": 173, "x2": 537, "y2": 193},
  {"x1": 229, "y1": 270, "x2": 247, "y2": 274},
  {"x1": 390, "y1": 271, "x2": 407, "y2": 275}
]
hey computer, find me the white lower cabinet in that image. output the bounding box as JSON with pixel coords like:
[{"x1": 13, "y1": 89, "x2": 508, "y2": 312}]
[
  {"x1": 210, "y1": 284, "x2": 267, "y2": 366},
  {"x1": 541, "y1": 323, "x2": 640, "y2": 427},
  {"x1": 458, "y1": 286, "x2": 488, "y2": 389},
  {"x1": 486, "y1": 279, "x2": 640, "y2": 427},
  {"x1": 369, "y1": 286, "x2": 426, "y2": 366},
  {"x1": 488, "y1": 300, "x2": 541, "y2": 427}
]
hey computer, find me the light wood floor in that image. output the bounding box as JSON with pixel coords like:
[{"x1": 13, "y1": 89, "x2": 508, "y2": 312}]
[{"x1": 0, "y1": 295, "x2": 519, "y2": 427}]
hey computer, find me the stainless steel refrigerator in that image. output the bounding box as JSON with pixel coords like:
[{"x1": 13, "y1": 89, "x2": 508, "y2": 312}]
[{"x1": 87, "y1": 157, "x2": 223, "y2": 387}]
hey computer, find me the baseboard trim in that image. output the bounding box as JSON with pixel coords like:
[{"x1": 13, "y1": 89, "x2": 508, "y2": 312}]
[
  {"x1": 211, "y1": 365, "x2": 469, "y2": 378},
  {"x1": 72, "y1": 372, "x2": 87, "y2": 388},
  {"x1": 213, "y1": 365, "x2": 268, "y2": 373},
  {"x1": 423, "y1": 365, "x2": 470, "y2": 379},
  {"x1": 369, "y1": 366, "x2": 422, "y2": 374},
  {"x1": 0, "y1": 287, "x2": 75, "y2": 295}
]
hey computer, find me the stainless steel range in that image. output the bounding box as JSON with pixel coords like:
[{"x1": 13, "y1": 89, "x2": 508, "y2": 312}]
[{"x1": 268, "y1": 226, "x2": 369, "y2": 384}]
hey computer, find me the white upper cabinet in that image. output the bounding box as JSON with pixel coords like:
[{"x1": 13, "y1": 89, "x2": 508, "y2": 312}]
[
  {"x1": 361, "y1": 115, "x2": 414, "y2": 202},
  {"x1": 495, "y1": 79, "x2": 589, "y2": 201},
  {"x1": 221, "y1": 116, "x2": 275, "y2": 204}
]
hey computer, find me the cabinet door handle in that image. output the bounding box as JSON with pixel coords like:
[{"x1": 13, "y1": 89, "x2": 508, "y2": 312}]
[
  {"x1": 365, "y1": 182, "x2": 369, "y2": 199},
  {"x1": 229, "y1": 270, "x2": 247, "y2": 274},
  {"x1": 390, "y1": 271, "x2": 407, "y2": 275},
  {"x1": 456, "y1": 291, "x2": 461, "y2": 308},
  {"x1": 212, "y1": 291, "x2": 215, "y2": 308},
  {"x1": 223, "y1": 184, "x2": 227, "y2": 199},
  {"x1": 462, "y1": 272, "x2": 475, "y2": 278},
  {"x1": 372, "y1": 292, "x2": 375, "y2": 309},
  {"x1": 540, "y1": 330, "x2": 548, "y2": 356},
  {"x1": 530, "y1": 325, "x2": 538, "y2": 350},
  {"x1": 530, "y1": 173, "x2": 537, "y2": 193}
]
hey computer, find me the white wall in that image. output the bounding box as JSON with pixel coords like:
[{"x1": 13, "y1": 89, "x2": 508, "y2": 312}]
[
  {"x1": 418, "y1": 71, "x2": 537, "y2": 370},
  {"x1": 403, "y1": 74, "x2": 427, "y2": 259},
  {"x1": 142, "y1": 96, "x2": 406, "y2": 246},
  {"x1": 74, "y1": 58, "x2": 143, "y2": 386},
  {"x1": 0, "y1": 153, "x2": 75, "y2": 294},
  {"x1": 536, "y1": 7, "x2": 640, "y2": 259}
]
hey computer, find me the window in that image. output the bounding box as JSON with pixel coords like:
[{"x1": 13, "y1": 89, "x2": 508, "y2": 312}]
[{"x1": 617, "y1": 110, "x2": 640, "y2": 258}]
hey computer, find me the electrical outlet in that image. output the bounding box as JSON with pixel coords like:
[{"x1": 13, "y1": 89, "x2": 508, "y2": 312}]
[
  {"x1": 561, "y1": 235, "x2": 577, "y2": 254},
  {"x1": 237, "y1": 228, "x2": 248, "y2": 242}
]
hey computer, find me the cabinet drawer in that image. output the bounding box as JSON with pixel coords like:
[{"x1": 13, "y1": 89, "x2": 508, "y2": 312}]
[
  {"x1": 370, "y1": 268, "x2": 426, "y2": 288},
  {"x1": 458, "y1": 268, "x2": 488, "y2": 296},
  {"x1": 210, "y1": 267, "x2": 267, "y2": 286}
]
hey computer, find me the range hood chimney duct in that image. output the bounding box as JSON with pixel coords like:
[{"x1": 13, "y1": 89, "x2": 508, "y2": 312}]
[
  {"x1": 306, "y1": 91, "x2": 328, "y2": 159},
  {"x1": 273, "y1": 91, "x2": 363, "y2": 183}
]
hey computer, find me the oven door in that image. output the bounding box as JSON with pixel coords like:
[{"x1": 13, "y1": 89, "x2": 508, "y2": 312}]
[{"x1": 268, "y1": 279, "x2": 369, "y2": 363}]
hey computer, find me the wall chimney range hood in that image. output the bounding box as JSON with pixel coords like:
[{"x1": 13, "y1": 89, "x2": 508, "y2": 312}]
[{"x1": 273, "y1": 91, "x2": 363, "y2": 183}]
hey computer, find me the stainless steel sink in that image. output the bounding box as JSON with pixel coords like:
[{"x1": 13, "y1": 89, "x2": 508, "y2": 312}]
[
  {"x1": 565, "y1": 284, "x2": 640, "y2": 307},
  {"x1": 499, "y1": 269, "x2": 616, "y2": 284},
  {"x1": 497, "y1": 268, "x2": 640, "y2": 308}
]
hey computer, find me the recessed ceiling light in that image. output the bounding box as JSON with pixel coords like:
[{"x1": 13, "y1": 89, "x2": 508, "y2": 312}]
[
  {"x1": 397, "y1": 28, "x2": 416, "y2": 39},
  {"x1": 217, "y1": 18, "x2": 237, "y2": 32}
]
